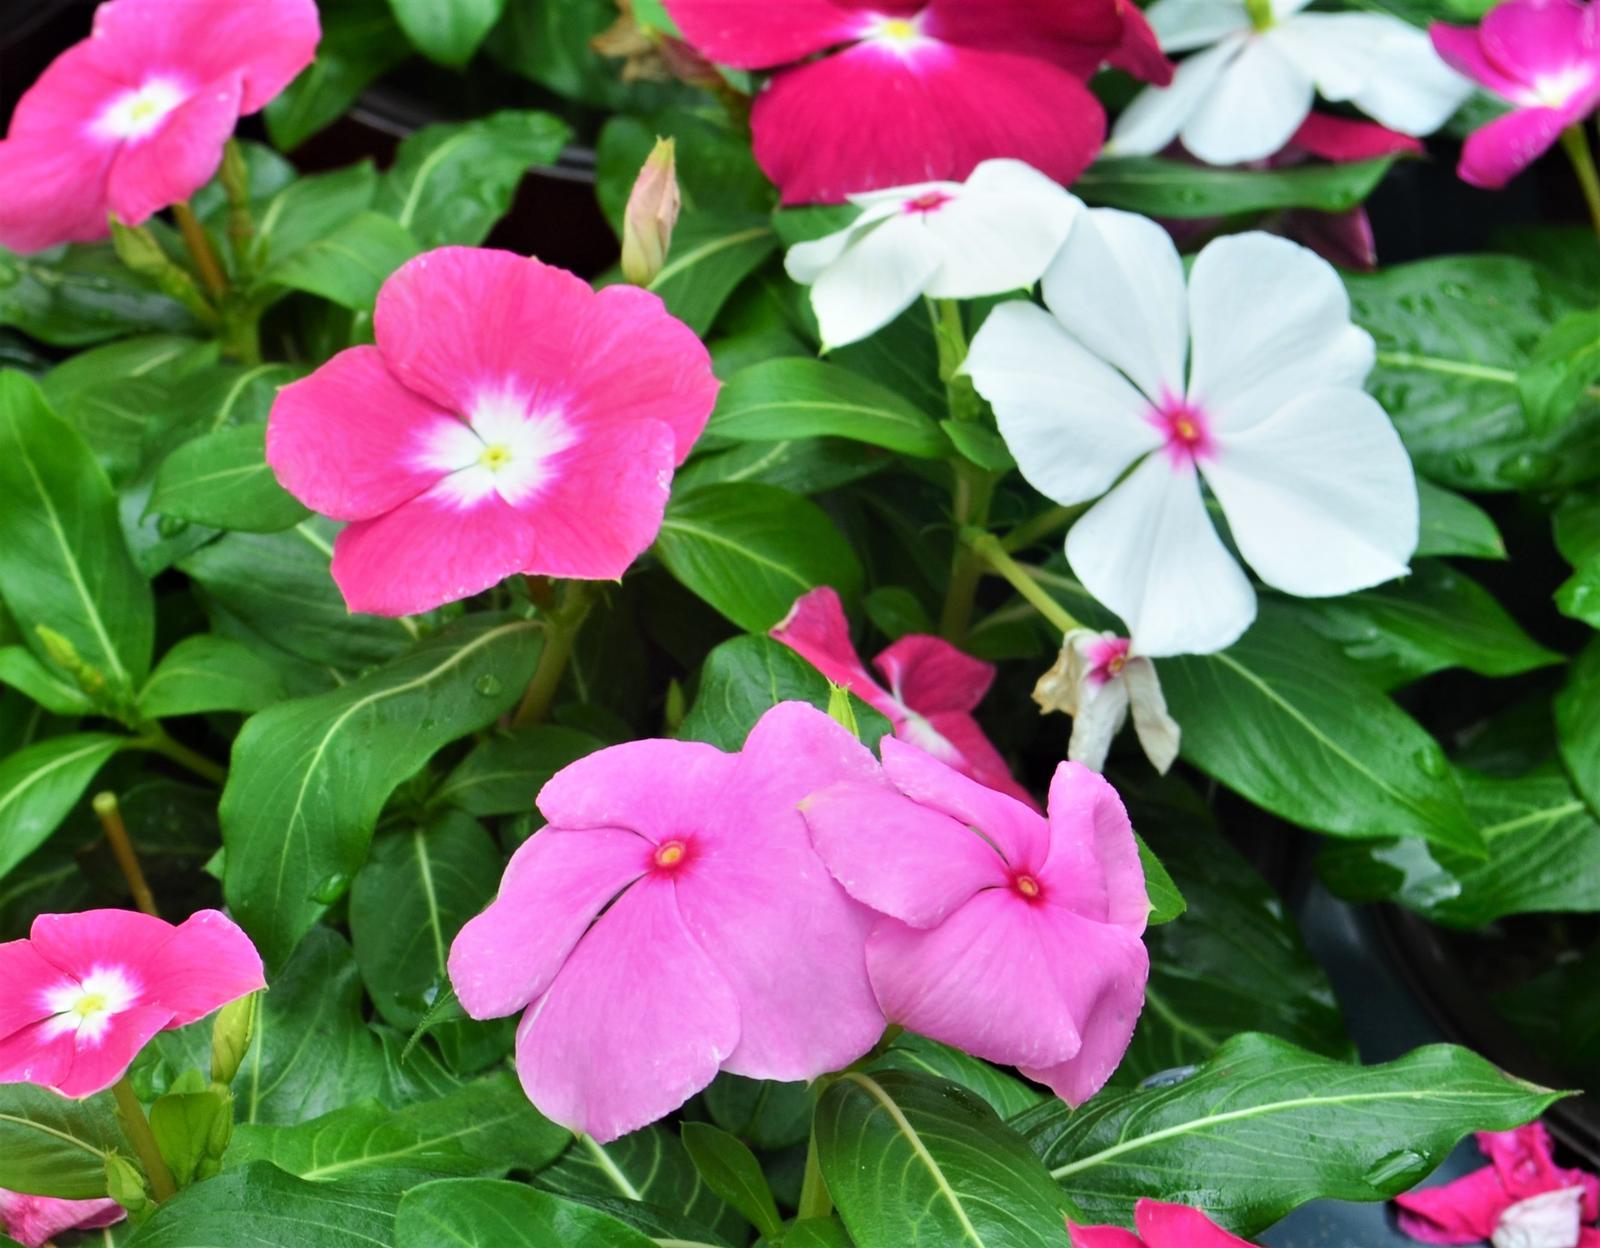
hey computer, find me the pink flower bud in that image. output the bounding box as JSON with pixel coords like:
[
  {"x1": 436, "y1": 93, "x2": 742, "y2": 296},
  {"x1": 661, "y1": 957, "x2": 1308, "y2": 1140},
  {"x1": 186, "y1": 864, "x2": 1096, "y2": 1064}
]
[{"x1": 621, "y1": 138, "x2": 681, "y2": 287}]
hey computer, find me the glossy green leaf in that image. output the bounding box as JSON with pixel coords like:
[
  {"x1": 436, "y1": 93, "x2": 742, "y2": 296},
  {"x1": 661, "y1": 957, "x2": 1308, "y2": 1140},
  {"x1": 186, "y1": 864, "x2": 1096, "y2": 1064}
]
[
  {"x1": 398, "y1": 1178, "x2": 657, "y2": 1248},
  {"x1": 537, "y1": 1127, "x2": 742, "y2": 1242},
  {"x1": 1138, "y1": 835, "x2": 1185, "y2": 926},
  {"x1": 1078, "y1": 156, "x2": 1397, "y2": 218},
  {"x1": 815, "y1": 1070, "x2": 1073, "y2": 1248},
  {"x1": 431, "y1": 724, "x2": 603, "y2": 817},
  {"x1": 1415, "y1": 480, "x2": 1505, "y2": 559},
  {"x1": 657, "y1": 483, "x2": 863, "y2": 633},
  {"x1": 264, "y1": 211, "x2": 419, "y2": 311},
  {"x1": 596, "y1": 111, "x2": 771, "y2": 232},
  {"x1": 648, "y1": 213, "x2": 777, "y2": 335},
  {"x1": 221, "y1": 615, "x2": 541, "y2": 968},
  {"x1": 266, "y1": 0, "x2": 409, "y2": 150},
  {"x1": 0, "y1": 734, "x2": 124, "y2": 881},
  {"x1": 150, "y1": 422, "x2": 308, "y2": 533},
  {"x1": 137, "y1": 635, "x2": 288, "y2": 720},
  {"x1": 702, "y1": 1075, "x2": 813, "y2": 1151},
  {"x1": 708, "y1": 359, "x2": 949, "y2": 458},
  {"x1": 124, "y1": 1162, "x2": 397, "y2": 1247},
  {"x1": 871, "y1": 1034, "x2": 1046, "y2": 1120},
  {"x1": 389, "y1": 0, "x2": 506, "y2": 63},
  {"x1": 1558, "y1": 638, "x2": 1600, "y2": 814},
  {"x1": 149, "y1": 1079, "x2": 232, "y2": 1188},
  {"x1": 0, "y1": 245, "x2": 198, "y2": 346},
  {"x1": 681, "y1": 1123, "x2": 782, "y2": 1239},
  {"x1": 1017, "y1": 1033, "x2": 1561, "y2": 1233},
  {"x1": 0, "y1": 1084, "x2": 125, "y2": 1199},
  {"x1": 786, "y1": 1217, "x2": 854, "y2": 1248},
  {"x1": 247, "y1": 164, "x2": 378, "y2": 275},
  {"x1": 0, "y1": 646, "x2": 93, "y2": 715},
  {"x1": 1518, "y1": 307, "x2": 1600, "y2": 433}
]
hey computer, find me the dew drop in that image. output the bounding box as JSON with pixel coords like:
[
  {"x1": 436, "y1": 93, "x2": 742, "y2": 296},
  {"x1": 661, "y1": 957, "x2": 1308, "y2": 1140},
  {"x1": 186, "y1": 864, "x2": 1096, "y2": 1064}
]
[
  {"x1": 1412, "y1": 745, "x2": 1448, "y2": 779},
  {"x1": 1139, "y1": 1065, "x2": 1199, "y2": 1090},
  {"x1": 156, "y1": 514, "x2": 189, "y2": 539},
  {"x1": 1363, "y1": 1149, "x2": 1431, "y2": 1188},
  {"x1": 309, "y1": 871, "x2": 350, "y2": 904},
  {"x1": 1497, "y1": 450, "x2": 1557, "y2": 486},
  {"x1": 474, "y1": 673, "x2": 503, "y2": 696}
]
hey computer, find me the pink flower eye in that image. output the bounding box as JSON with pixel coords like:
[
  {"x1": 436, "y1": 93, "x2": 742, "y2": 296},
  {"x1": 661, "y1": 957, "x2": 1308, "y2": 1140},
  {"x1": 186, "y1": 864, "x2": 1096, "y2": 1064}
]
[
  {"x1": 654, "y1": 839, "x2": 689, "y2": 869},
  {"x1": 904, "y1": 190, "x2": 953, "y2": 215},
  {"x1": 1012, "y1": 873, "x2": 1043, "y2": 900}
]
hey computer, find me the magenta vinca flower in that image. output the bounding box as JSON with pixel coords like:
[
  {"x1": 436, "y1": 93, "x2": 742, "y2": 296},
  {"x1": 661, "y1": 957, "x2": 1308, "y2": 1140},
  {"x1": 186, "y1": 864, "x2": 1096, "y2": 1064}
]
[
  {"x1": 449, "y1": 702, "x2": 886, "y2": 1143},
  {"x1": 0, "y1": 910, "x2": 263, "y2": 1099},
  {"x1": 1432, "y1": 0, "x2": 1600, "y2": 189},
  {"x1": 801, "y1": 740, "x2": 1150, "y2": 1106},
  {"x1": 0, "y1": 0, "x2": 319, "y2": 253},
  {"x1": 772, "y1": 586, "x2": 1039, "y2": 809},
  {"x1": 0, "y1": 1190, "x2": 123, "y2": 1248},
  {"x1": 662, "y1": 0, "x2": 1171, "y2": 204},
  {"x1": 1070, "y1": 1200, "x2": 1258, "y2": 1247},
  {"x1": 267, "y1": 247, "x2": 719, "y2": 617}
]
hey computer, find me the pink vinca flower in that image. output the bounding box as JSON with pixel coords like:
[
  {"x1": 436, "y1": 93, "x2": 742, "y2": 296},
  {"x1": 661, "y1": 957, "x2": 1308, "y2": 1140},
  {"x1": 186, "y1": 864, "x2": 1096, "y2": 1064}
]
[
  {"x1": 1070, "y1": 1199, "x2": 1257, "y2": 1247},
  {"x1": 801, "y1": 741, "x2": 1150, "y2": 1106},
  {"x1": 0, "y1": 910, "x2": 263, "y2": 1099},
  {"x1": 0, "y1": 0, "x2": 318, "y2": 252},
  {"x1": 1395, "y1": 1123, "x2": 1600, "y2": 1247},
  {"x1": 0, "y1": 1190, "x2": 123, "y2": 1248},
  {"x1": 965, "y1": 215, "x2": 1418, "y2": 657},
  {"x1": 268, "y1": 247, "x2": 719, "y2": 617},
  {"x1": 771, "y1": 587, "x2": 1038, "y2": 808},
  {"x1": 662, "y1": 0, "x2": 1172, "y2": 204},
  {"x1": 1033, "y1": 629, "x2": 1180, "y2": 774},
  {"x1": 448, "y1": 702, "x2": 886, "y2": 1143},
  {"x1": 1432, "y1": 0, "x2": 1600, "y2": 189}
]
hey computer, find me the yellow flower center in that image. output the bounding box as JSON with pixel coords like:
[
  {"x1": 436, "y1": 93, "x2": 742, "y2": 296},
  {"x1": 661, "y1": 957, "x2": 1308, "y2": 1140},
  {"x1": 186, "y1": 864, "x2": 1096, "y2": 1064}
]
[
  {"x1": 72, "y1": 993, "x2": 108, "y2": 1020},
  {"x1": 479, "y1": 443, "x2": 513, "y2": 471},
  {"x1": 880, "y1": 17, "x2": 917, "y2": 39},
  {"x1": 655, "y1": 840, "x2": 687, "y2": 868}
]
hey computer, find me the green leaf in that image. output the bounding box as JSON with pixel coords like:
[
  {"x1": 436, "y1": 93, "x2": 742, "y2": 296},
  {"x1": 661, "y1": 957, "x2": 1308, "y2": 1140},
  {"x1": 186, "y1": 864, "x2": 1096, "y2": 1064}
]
[
  {"x1": 349, "y1": 811, "x2": 503, "y2": 1027},
  {"x1": 596, "y1": 112, "x2": 771, "y2": 233},
  {"x1": 709, "y1": 359, "x2": 949, "y2": 458},
  {"x1": 0, "y1": 646, "x2": 93, "y2": 715},
  {"x1": 648, "y1": 213, "x2": 777, "y2": 336},
  {"x1": 657, "y1": 483, "x2": 863, "y2": 633},
  {"x1": 221, "y1": 615, "x2": 542, "y2": 968},
  {"x1": 264, "y1": 212, "x2": 420, "y2": 311},
  {"x1": 816, "y1": 1070, "x2": 1073, "y2": 1248},
  {"x1": 389, "y1": 0, "x2": 506, "y2": 64},
  {"x1": 1157, "y1": 605, "x2": 1480, "y2": 856},
  {"x1": 398, "y1": 1178, "x2": 657, "y2": 1248},
  {"x1": 138, "y1": 635, "x2": 288, "y2": 720},
  {"x1": 149, "y1": 1081, "x2": 231, "y2": 1188},
  {"x1": 266, "y1": 0, "x2": 409, "y2": 150},
  {"x1": 538, "y1": 1128, "x2": 742, "y2": 1241},
  {"x1": 1518, "y1": 307, "x2": 1600, "y2": 433},
  {"x1": 247, "y1": 163, "x2": 378, "y2": 275},
  {"x1": 0, "y1": 1084, "x2": 125, "y2": 1199},
  {"x1": 0, "y1": 245, "x2": 198, "y2": 346},
  {"x1": 1415, "y1": 479, "x2": 1506, "y2": 559},
  {"x1": 0, "y1": 372, "x2": 154, "y2": 697},
  {"x1": 680, "y1": 1123, "x2": 782, "y2": 1239},
  {"x1": 377, "y1": 110, "x2": 573, "y2": 250},
  {"x1": 492, "y1": 0, "x2": 691, "y2": 112},
  {"x1": 871, "y1": 1034, "x2": 1047, "y2": 1119},
  {"x1": 1138, "y1": 835, "x2": 1185, "y2": 926},
  {"x1": 150, "y1": 422, "x2": 309, "y2": 533},
  {"x1": 679, "y1": 635, "x2": 892, "y2": 753},
  {"x1": 0, "y1": 734, "x2": 124, "y2": 881},
  {"x1": 1558, "y1": 638, "x2": 1600, "y2": 814},
  {"x1": 1017, "y1": 1033, "x2": 1561, "y2": 1234},
  {"x1": 702, "y1": 1075, "x2": 813, "y2": 1151},
  {"x1": 431, "y1": 725, "x2": 602, "y2": 817},
  {"x1": 940, "y1": 420, "x2": 1015, "y2": 472},
  {"x1": 123, "y1": 1161, "x2": 397, "y2": 1247},
  {"x1": 786, "y1": 1218, "x2": 854, "y2": 1248},
  {"x1": 1557, "y1": 558, "x2": 1600, "y2": 629},
  {"x1": 1078, "y1": 156, "x2": 1397, "y2": 218}
]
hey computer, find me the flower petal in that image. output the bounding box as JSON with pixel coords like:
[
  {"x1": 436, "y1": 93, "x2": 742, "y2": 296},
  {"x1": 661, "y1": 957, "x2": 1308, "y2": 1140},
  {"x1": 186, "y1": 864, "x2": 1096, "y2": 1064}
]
[
  {"x1": 1066, "y1": 454, "x2": 1257, "y2": 658},
  {"x1": 1135, "y1": 1201, "x2": 1257, "y2": 1246},
  {"x1": 27, "y1": 910, "x2": 172, "y2": 980},
  {"x1": 1457, "y1": 106, "x2": 1570, "y2": 189},
  {"x1": 536, "y1": 737, "x2": 738, "y2": 834},
  {"x1": 515, "y1": 875, "x2": 740, "y2": 1142},
  {"x1": 967, "y1": 302, "x2": 1161, "y2": 507},
  {"x1": 803, "y1": 215, "x2": 944, "y2": 350},
  {"x1": 1186, "y1": 232, "x2": 1375, "y2": 433},
  {"x1": 922, "y1": 160, "x2": 1080, "y2": 300},
  {"x1": 104, "y1": 75, "x2": 242, "y2": 227},
  {"x1": 1202, "y1": 387, "x2": 1417, "y2": 597},
  {"x1": 771, "y1": 588, "x2": 902, "y2": 724},
  {"x1": 1481, "y1": 0, "x2": 1599, "y2": 84},
  {"x1": 880, "y1": 736, "x2": 1050, "y2": 870},
  {"x1": 140, "y1": 910, "x2": 264, "y2": 1027},
  {"x1": 874, "y1": 635, "x2": 994, "y2": 714},
  {"x1": 0, "y1": 1192, "x2": 124, "y2": 1248},
  {"x1": 1394, "y1": 1166, "x2": 1510, "y2": 1242},
  {"x1": 0, "y1": 941, "x2": 68, "y2": 1039},
  {"x1": 1146, "y1": 0, "x2": 1251, "y2": 51},
  {"x1": 450, "y1": 827, "x2": 650, "y2": 1020},
  {"x1": 1292, "y1": 114, "x2": 1424, "y2": 162},
  {"x1": 1109, "y1": 37, "x2": 1241, "y2": 157},
  {"x1": 1065, "y1": 677, "x2": 1131, "y2": 773},
  {"x1": 921, "y1": 0, "x2": 1124, "y2": 77},
  {"x1": 1124, "y1": 659, "x2": 1181, "y2": 774},
  {"x1": 1180, "y1": 36, "x2": 1313, "y2": 165},
  {"x1": 1109, "y1": 0, "x2": 1177, "y2": 85},
  {"x1": 1041, "y1": 762, "x2": 1149, "y2": 932},
  {"x1": 1066, "y1": 1224, "x2": 1145, "y2": 1248},
  {"x1": 3, "y1": 1003, "x2": 173, "y2": 1099},
  {"x1": 1428, "y1": 23, "x2": 1527, "y2": 99},
  {"x1": 660, "y1": 0, "x2": 877, "y2": 69},
  {"x1": 918, "y1": 711, "x2": 1041, "y2": 810}
]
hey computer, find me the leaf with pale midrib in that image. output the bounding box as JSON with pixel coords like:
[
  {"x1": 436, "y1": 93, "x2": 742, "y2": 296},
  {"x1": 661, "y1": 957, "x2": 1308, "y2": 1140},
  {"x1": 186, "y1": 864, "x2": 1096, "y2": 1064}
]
[
  {"x1": 123, "y1": 1162, "x2": 397, "y2": 1247},
  {"x1": 0, "y1": 1084, "x2": 126, "y2": 1200}
]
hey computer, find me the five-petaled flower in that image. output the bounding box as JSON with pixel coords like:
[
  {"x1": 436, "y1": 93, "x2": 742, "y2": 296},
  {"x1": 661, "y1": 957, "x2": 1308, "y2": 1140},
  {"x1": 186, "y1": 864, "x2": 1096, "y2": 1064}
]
[
  {"x1": 1034, "y1": 629, "x2": 1180, "y2": 774},
  {"x1": 662, "y1": 0, "x2": 1172, "y2": 203},
  {"x1": 0, "y1": 1190, "x2": 124, "y2": 1248},
  {"x1": 1110, "y1": 0, "x2": 1470, "y2": 166},
  {"x1": 784, "y1": 159, "x2": 1079, "y2": 350},
  {"x1": 0, "y1": 909, "x2": 263, "y2": 1099},
  {"x1": 0, "y1": 0, "x2": 319, "y2": 252},
  {"x1": 772, "y1": 586, "x2": 1038, "y2": 808},
  {"x1": 1431, "y1": 0, "x2": 1600, "y2": 189},
  {"x1": 449, "y1": 702, "x2": 886, "y2": 1143},
  {"x1": 267, "y1": 247, "x2": 719, "y2": 617},
  {"x1": 801, "y1": 740, "x2": 1149, "y2": 1106},
  {"x1": 964, "y1": 216, "x2": 1418, "y2": 657},
  {"x1": 1069, "y1": 1199, "x2": 1258, "y2": 1247}
]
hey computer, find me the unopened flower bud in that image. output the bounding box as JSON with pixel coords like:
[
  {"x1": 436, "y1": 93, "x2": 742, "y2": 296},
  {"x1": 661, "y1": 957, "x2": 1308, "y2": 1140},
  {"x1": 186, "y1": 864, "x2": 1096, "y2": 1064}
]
[
  {"x1": 825, "y1": 682, "x2": 860, "y2": 739},
  {"x1": 35, "y1": 624, "x2": 107, "y2": 700},
  {"x1": 621, "y1": 138, "x2": 680, "y2": 288},
  {"x1": 104, "y1": 1153, "x2": 152, "y2": 1220},
  {"x1": 210, "y1": 992, "x2": 257, "y2": 1087}
]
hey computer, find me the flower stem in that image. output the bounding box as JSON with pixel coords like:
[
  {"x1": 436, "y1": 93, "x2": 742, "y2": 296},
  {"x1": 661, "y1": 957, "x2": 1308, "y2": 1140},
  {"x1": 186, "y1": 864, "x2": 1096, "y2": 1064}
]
[
  {"x1": 92, "y1": 792, "x2": 159, "y2": 918},
  {"x1": 1001, "y1": 503, "x2": 1085, "y2": 554},
  {"x1": 513, "y1": 582, "x2": 597, "y2": 727},
  {"x1": 1560, "y1": 124, "x2": 1600, "y2": 243},
  {"x1": 963, "y1": 530, "x2": 1083, "y2": 636},
  {"x1": 111, "y1": 1076, "x2": 176, "y2": 1203},
  {"x1": 134, "y1": 724, "x2": 227, "y2": 785},
  {"x1": 172, "y1": 201, "x2": 227, "y2": 301},
  {"x1": 798, "y1": 1127, "x2": 833, "y2": 1221},
  {"x1": 939, "y1": 462, "x2": 997, "y2": 642}
]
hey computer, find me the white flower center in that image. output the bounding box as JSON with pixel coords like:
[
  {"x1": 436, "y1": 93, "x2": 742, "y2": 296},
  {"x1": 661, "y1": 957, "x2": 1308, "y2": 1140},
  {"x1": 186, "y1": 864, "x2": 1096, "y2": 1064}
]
[
  {"x1": 92, "y1": 78, "x2": 189, "y2": 142},
  {"x1": 1527, "y1": 67, "x2": 1592, "y2": 110},
  {"x1": 40, "y1": 966, "x2": 140, "y2": 1045},
  {"x1": 417, "y1": 388, "x2": 575, "y2": 509},
  {"x1": 862, "y1": 10, "x2": 931, "y2": 53}
]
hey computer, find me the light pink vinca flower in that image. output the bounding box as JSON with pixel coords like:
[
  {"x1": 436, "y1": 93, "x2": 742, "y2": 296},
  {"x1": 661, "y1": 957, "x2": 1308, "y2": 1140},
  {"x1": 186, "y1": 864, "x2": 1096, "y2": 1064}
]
[
  {"x1": 1070, "y1": 1199, "x2": 1257, "y2": 1247},
  {"x1": 662, "y1": 0, "x2": 1171, "y2": 203},
  {"x1": 801, "y1": 740, "x2": 1149, "y2": 1106},
  {"x1": 449, "y1": 702, "x2": 886, "y2": 1143},
  {"x1": 268, "y1": 247, "x2": 719, "y2": 617},
  {"x1": 0, "y1": 0, "x2": 319, "y2": 252},
  {"x1": 0, "y1": 1190, "x2": 124, "y2": 1248},
  {"x1": 1395, "y1": 1123, "x2": 1600, "y2": 1247},
  {"x1": 772, "y1": 586, "x2": 1038, "y2": 808},
  {"x1": 1432, "y1": 0, "x2": 1600, "y2": 189},
  {"x1": 0, "y1": 910, "x2": 263, "y2": 1099},
  {"x1": 1034, "y1": 630, "x2": 1180, "y2": 774}
]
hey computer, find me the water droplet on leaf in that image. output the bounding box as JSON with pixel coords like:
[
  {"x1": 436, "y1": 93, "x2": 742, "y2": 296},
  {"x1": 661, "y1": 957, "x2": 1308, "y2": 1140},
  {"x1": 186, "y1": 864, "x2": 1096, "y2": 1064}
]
[
  {"x1": 1363, "y1": 1149, "x2": 1431, "y2": 1188},
  {"x1": 474, "y1": 674, "x2": 503, "y2": 696}
]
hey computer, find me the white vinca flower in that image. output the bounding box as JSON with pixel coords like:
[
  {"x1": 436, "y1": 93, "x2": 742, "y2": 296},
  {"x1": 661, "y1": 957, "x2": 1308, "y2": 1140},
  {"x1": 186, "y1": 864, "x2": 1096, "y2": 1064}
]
[
  {"x1": 964, "y1": 212, "x2": 1418, "y2": 658},
  {"x1": 1110, "y1": 0, "x2": 1473, "y2": 165},
  {"x1": 1034, "y1": 629, "x2": 1180, "y2": 774},
  {"x1": 785, "y1": 159, "x2": 1078, "y2": 351}
]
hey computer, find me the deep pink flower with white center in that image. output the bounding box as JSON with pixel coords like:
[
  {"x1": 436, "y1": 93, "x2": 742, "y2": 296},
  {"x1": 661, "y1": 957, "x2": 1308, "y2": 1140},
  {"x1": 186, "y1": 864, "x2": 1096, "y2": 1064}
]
[
  {"x1": 771, "y1": 586, "x2": 1039, "y2": 809},
  {"x1": 1432, "y1": 0, "x2": 1600, "y2": 189},
  {"x1": 965, "y1": 214, "x2": 1418, "y2": 658},
  {"x1": 0, "y1": 1190, "x2": 124, "y2": 1248},
  {"x1": 1395, "y1": 1123, "x2": 1600, "y2": 1246},
  {"x1": 448, "y1": 702, "x2": 886, "y2": 1143},
  {"x1": 0, "y1": 910, "x2": 263, "y2": 1099},
  {"x1": 1069, "y1": 1200, "x2": 1257, "y2": 1247},
  {"x1": 267, "y1": 247, "x2": 718, "y2": 617},
  {"x1": 801, "y1": 741, "x2": 1149, "y2": 1106},
  {"x1": 662, "y1": 0, "x2": 1171, "y2": 204},
  {"x1": 0, "y1": 0, "x2": 318, "y2": 253}
]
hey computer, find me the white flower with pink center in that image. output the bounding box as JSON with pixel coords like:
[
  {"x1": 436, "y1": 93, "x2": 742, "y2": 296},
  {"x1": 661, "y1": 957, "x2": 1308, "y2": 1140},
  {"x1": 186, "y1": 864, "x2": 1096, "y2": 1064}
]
[
  {"x1": 784, "y1": 159, "x2": 1079, "y2": 351},
  {"x1": 965, "y1": 213, "x2": 1418, "y2": 657},
  {"x1": 1034, "y1": 630, "x2": 1180, "y2": 773}
]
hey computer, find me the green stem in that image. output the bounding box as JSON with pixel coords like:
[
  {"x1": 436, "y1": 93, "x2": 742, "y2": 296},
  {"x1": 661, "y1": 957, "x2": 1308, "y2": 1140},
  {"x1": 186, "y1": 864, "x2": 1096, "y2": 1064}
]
[
  {"x1": 134, "y1": 724, "x2": 227, "y2": 785},
  {"x1": 798, "y1": 1127, "x2": 833, "y2": 1221},
  {"x1": 963, "y1": 530, "x2": 1083, "y2": 636},
  {"x1": 111, "y1": 1076, "x2": 177, "y2": 1203},
  {"x1": 93, "y1": 792, "x2": 160, "y2": 918},
  {"x1": 221, "y1": 309, "x2": 263, "y2": 366},
  {"x1": 1561, "y1": 125, "x2": 1600, "y2": 243},
  {"x1": 172, "y1": 201, "x2": 227, "y2": 301},
  {"x1": 938, "y1": 462, "x2": 996, "y2": 642},
  {"x1": 1001, "y1": 503, "x2": 1084, "y2": 554},
  {"x1": 513, "y1": 582, "x2": 597, "y2": 727}
]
